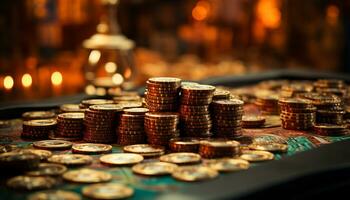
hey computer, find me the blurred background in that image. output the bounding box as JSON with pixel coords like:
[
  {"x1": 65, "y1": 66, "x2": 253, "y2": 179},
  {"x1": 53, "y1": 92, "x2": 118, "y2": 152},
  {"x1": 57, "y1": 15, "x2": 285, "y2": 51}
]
[{"x1": 0, "y1": 0, "x2": 349, "y2": 101}]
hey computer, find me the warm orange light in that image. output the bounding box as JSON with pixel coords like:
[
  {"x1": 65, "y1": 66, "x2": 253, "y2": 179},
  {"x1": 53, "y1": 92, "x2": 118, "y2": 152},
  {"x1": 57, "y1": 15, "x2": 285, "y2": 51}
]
[
  {"x1": 112, "y1": 73, "x2": 124, "y2": 85},
  {"x1": 88, "y1": 50, "x2": 101, "y2": 65},
  {"x1": 51, "y1": 71, "x2": 63, "y2": 86},
  {"x1": 124, "y1": 68, "x2": 132, "y2": 79},
  {"x1": 85, "y1": 84, "x2": 96, "y2": 95},
  {"x1": 4, "y1": 76, "x2": 14, "y2": 90},
  {"x1": 104, "y1": 62, "x2": 117, "y2": 73},
  {"x1": 192, "y1": 1, "x2": 210, "y2": 21},
  {"x1": 326, "y1": 5, "x2": 339, "y2": 25},
  {"x1": 21, "y1": 73, "x2": 32, "y2": 88},
  {"x1": 256, "y1": 0, "x2": 281, "y2": 29}
]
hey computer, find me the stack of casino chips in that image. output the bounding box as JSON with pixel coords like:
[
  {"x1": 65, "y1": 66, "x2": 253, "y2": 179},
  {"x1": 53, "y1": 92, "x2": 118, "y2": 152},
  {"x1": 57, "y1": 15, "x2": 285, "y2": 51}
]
[
  {"x1": 278, "y1": 98, "x2": 316, "y2": 130},
  {"x1": 255, "y1": 94, "x2": 280, "y2": 115},
  {"x1": 179, "y1": 84, "x2": 215, "y2": 137},
  {"x1": 59, "y1": 104, "x2": 85, "y2": 113},
  {"x1": 144, "y1": 112, "x2": 179, "y2": 146},
  {"x1": 300, "y1": 93, "x2": 345, "y2": 125},
  {"x1": 22, "y1": 119, "x2": 57, "y2": 139},
  {"x1": 116, "y1": 108, "x2": 148, "y2": 145},
  {"x1": 314, "y1": 79, "x2": 347, "y2": 98},
  {"x1": 83, "y1": 104, "x2": 123, "y2": 143},
  {"x1": 280, "y1": 82, "x2": 314, "y2": 98},
  {"x1": 55, "y1": 112, "x2": 85, "y2": 140},
  {"x1": 145, "y1": 77, "x2": 181, "y2": 112},
  {"x1": 212, "y1": 89, "x2": 231, "y2": 100},
  {"x1": 169, "y1": 138, "x2": 200, "y2": 153},
  {"x1": 79, "y1": 99, "x2": 114, "y2": 109},
  {"x1": 199, "y1": 140, "x2": 240, "y2": 159},
  {"x1": 210, "y1": 99, "x2": 244, "y2": 138},
  {"x1": 22, "y1": 111, "x2": 56, "y2": 121},
  {"x1": 313, "y1": 123, "x2": 348, "y2": 136}
]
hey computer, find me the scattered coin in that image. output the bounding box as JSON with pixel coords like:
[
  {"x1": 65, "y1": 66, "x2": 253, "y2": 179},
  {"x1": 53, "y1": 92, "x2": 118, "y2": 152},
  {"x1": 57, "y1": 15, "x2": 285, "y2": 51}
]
[
  {"x1": 48, "y1": 154, "x2": 93, "y2": 166},
  {"x1": 159, "y1": 153, "x2": 201, "y2": 165},
  {"x1": 15, "y1": 149, "x2": 52, "y2": 160},
  {"x1": 63, "y1": 169, "x2": 112, "y2": 183},
  {"x1": 6, "y1": 176, "x2": 56, "y2": 190},
  {"x1": 123, "y1": 144, "x2": 165, "y2": 157},
  {"x1": 249, "y1": 143, "x2": 288, "y2": 153},
  {"x1": 172, "y1": 166, "x2": 218, "y2": 182},
  {"x1": 26, "y1": 163, "x2": 67, "y2": 176},
  {"x1": 132, "y1": 162, "x2": 178, "y2": 176},
  {"x1": 28, "y1": 190, "x2": 81, "y2": 200},
  {"x1": 82, "y1": 183, "x2": 134, "y2": 200},
  {"x1": 240, "y1": 150, "x2": 274, "y2": 162},
  {"x1": 33, "y1": 140, "x2": 73, "y2": 150},
  {"x1": 206, "y1": 158, "x2": 249, "y2": 172},
  {"x1": 72, "y1": 143, "x2": 112, "y2": 154},
  {"x1": 100, "y1": 153, "x2": 144, "y2": 166}
]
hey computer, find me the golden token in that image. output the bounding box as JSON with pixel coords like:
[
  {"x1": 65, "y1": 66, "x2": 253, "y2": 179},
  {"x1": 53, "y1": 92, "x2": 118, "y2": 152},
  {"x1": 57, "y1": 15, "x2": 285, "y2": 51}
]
[
  {"x1": 82, "y1": 183, "x2": 134, "y2": 200},
  {"x1": 123, "y1": 144, "x2": 165, "y2": 157},
  {"x1": 48, "y1": 154, "x2": 93, "y2": 166},
  {"x1": 60, "y1": 104, "x2": 85, "y2": 113},
  {"x1": 33, "y1": 140, "x2": 73, "y2": 150},
  {"x1": 100, "y1": 153, "x2": 144, "y2": 166},
  {"x1": 249, "y1": 143, "x2": 288, "y2": 153},
  {"x1": 63, "y1": 169, "x2": 112, "y2": 183},
  {"x1": 206, "y1": 158, "x2": 249, "y2": 172},
  {"x1": 28, "y1": 190, "x2": 81, "y2": 200},
  {"x1": 58, "y1": 112, "x2": 84, "y2": 119},
  {"x1": 16, "y1": 149, "x2": 52, "y2": 160},
  {"x1": 172, "y1": 166, "x2": 218, "y2": 182},
  {"x1": 6, "y1": 176, "x2": 56, "y2": 190},
  {"x1": 22, "y1": 111, "x2": 56, "y2": 120},
  {"x1": 240, "y1": 150, "x2": 274, "y2": 162},
  {"x1": 23, "y1": 119, "x2": 57, "y2": 127},
  {"x1": 159, "y1": 153, "x2": 201, "y2": 165},
  {"x1": 26, "y1": 163, "x2": 67, "y2": 176},
  {"x1": 72, "y1": 143, "x2": 112, "y2": 154},
  {"x1": 132, "y1": 162, "x2": 178, "y2": 176}
]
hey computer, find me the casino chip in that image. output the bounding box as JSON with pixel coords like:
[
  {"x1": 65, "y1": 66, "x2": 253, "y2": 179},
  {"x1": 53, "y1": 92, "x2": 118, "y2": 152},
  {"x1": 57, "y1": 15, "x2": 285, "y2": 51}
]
[
  {"x1": 100, "y1": 153, "x2": 144, "y2": 166},
  {"x1": 82, "y1": 183, "x2": 134, "y2": 200},
  {"x1": 22, "y1": 111, "x2": 56, "y2": 121},
  {"x1": 14, "y1": 149, "x2": 52, "y2": 160},
  {"x1": 169, "y1": 138, "x2": 200, "y2": 153},
  {"x1": 249, "y1": 143, "x2": 288, "y2": 153},
  {"x1": 132, "y1": 162, "x2": 178, "y2": 176},
  {"x1": 240, "y1": 150, "x2": 274, "y2": 162},
  {"x1": 0, "y1": 151, "x2": 40, "y2": 173},
  {"x1": 205, "y1": 158, "x2": 249, "y2": 172},
  {"x1": 159, "y1": 152, "x2": 201, "y2": 165},
  {"x1": 48, "y1": 154, "x2": 93, "y2": 166},
  {"x1": 26, "y1": 163, "x2": 67, "y2": 176},
  {"x1": 72, "y1": 143, "x2": 112, "y2": 154},
  {"x1": 63, "y1": 169, "x2": 112, "y2": 183},
  {"x1": 28, "y1": 190, "x2": 81, "y2": 200},
  {"x1": 33, "y1": 140, "x2": 73, "y2": 150},
  {"x1": 171, "y1": 166, "x2": 218, "y2": 182},
  {"x1": 199, "y1": 139, "x2": 241, "y2": 159},
  {"x1": 7, "y1": 176, "x2": 57, "y2": 190},
  {"x1": 123, "y1": 144, "x2": 165, "y2": 157},
  {"x1": 22, "y1": 119, "x2": 57, "y2": 139}
]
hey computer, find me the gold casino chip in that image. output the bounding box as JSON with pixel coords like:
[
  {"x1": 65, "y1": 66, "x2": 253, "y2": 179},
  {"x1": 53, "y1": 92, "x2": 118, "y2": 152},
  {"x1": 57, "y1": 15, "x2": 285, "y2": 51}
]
[
  {"x1": 82, "y1": 183, "x2": 134, "y2": 200},
  {"x1": 63, "y1": 169, "x2": 112, "y2": 183}
]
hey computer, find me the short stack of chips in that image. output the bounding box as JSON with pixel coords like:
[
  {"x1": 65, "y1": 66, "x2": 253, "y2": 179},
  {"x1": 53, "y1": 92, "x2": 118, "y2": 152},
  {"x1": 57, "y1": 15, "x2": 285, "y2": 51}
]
[
  {"x1": 212, "y1": 89, "x2": 231, "y2": 100},
  {"x1": 79, "y1": 99, "x2": 114, "y2": 109},
  {"x1": 199, "y1": 140, "x2": 240, "y2": 159},
  {"x1": 255, "y1": 94, "x2": 280, "y2": 115},
  {"x1": 314, "y1": 79, "x2": 347, "y2": 97},
  {"x1": 116, "y1": 108, "x2": 148, "y2": 145},
  {"x1": 211, "y1": 99, "x2": 244, "y2": 138},
  {"x1": 144, "y1": 112, "x2": 179, "y2": 146},
  {"x1": 179, "y1": 84, "x2": 215, "y2": 137},
  {"x1": 280, "y1": 82, "x2": 314, "y2": 98},
  {"x1": 22, "y1": 111, "x2": 56, "y2": 121},
  {"x1": 55, "y1": 112, "x2": 85, "y2": 140},
  {"x1": 301, "y1": 93, "x2": 345, "y2": 125},
  {"x1": 169, "y1": 138, "x2": 200, "y2": 153},
  {"x1": 313, "y1": 123, "x2": 349, "y2": 136},
  {"x1": 145, "y1": 77, "x2": 181, "y2": 112},
  {"x1": 279, "y1": 98, "x2": 316, "y2": 130},
  {"x1": 84, "y1": 104, "x2": 123, "y2": 143},
  {"x1": 22, "y1": 119, "x2": 57, "y2": 139}
]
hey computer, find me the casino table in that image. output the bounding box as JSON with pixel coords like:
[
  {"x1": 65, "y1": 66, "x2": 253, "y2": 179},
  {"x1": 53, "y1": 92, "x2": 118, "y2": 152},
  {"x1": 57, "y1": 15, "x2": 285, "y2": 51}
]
[{"x1": 1, "y1": 69, "x2": 350, "y2": 200}]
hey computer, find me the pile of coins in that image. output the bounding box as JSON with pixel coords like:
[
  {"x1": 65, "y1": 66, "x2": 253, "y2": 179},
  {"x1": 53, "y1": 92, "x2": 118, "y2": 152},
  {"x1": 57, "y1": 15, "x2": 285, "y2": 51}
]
[
  {"x1": 84, "y1": 104, "x2": 123, "y2": 143},
  {"x1": 55, "y1": 113, "x2": 84, "y2": 140},
  {"x1": 279, "y1": 98, "x2": 316, "y2": 130},
  {"x1": 255, "y1": 94, "x2": 280, "y2": 115},
  {"x1": 301, "y1": 93, "x2": 344, "y2": 125},
  {"x1": 211, "y1": 99, "x2": 244, "y2": 138},
  {"x1": 144, "y1": 112, "x2": 179, "y2": 146},
  {"x1": 199, "y1": 140, "x2": 241, "y2": 159},
  {"x1": 314, "y1": 79, "x2": 347, "y2": 97},
  {"x1": 22, "y1": 119, "x2": 57, "y2": 139},
  {"x1": 116, "y1": 108, "x2": 148, "y2": 145},
  {"x1": 169, "y1": 138, "x2": 200, "y2": 153},
  {"x1": 79, "y1": 99, "x2": 114, "y2": 109},
  {"x1": 313, "y1": 124, "x2": 349, "y2": 136},
  {"x1": 145, "y1": 77, "x2": 181, "y2": 112},
  {"x1": 179, "y1": 84, "x2": 215, "y2": 137}
]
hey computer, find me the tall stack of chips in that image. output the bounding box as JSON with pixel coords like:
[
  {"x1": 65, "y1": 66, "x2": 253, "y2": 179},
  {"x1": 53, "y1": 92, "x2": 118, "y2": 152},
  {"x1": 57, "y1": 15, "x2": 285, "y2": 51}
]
[
  {"x1": 300, "y1": 93, "x2": 344, "y2": 125},
  {"x1": 80, "y1": 99, "x2": 114, "y2": 109},
  {"x1": 145, "y1": 77, "x2": 181, "y2": 112},
  {"x1": 83, "y1": 104, "x2": 123, "y2": 143},
  {"x1": 210, "y1": 99, "x2": 244, "y2": 138},
  {"x1": 55, "y1": 113, "x2": 85, "y2": 140},
  {"x1": 22, "y1": 119, "x2": 57, "y2": 139},
  {"x1": 116, "y1": 108, "x2": 148, "y2": 145},
  {"x1": 179, "y1": 84, "x2": 215, "y2": 137},
  {"x1": 144, "y1": 112, "x2": 179, "y2": 146},
  {"x1": 199, "y1": 140, "x2": 241, "y2": 158},
  {"x1": 278, "y1": 98, "x2": 316, "y2": 130}
]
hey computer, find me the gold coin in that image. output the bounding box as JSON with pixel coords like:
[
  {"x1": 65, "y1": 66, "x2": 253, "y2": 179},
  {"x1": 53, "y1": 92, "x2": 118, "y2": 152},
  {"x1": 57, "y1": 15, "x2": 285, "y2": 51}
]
[
  {"x1": 100, "y1": 153, "x2": 144, "y2": 166},
  {"x1": 82, "y1": 183, "x2": 133, "y2": 200},
  {"x1": 6, "y1": 176, "x2": 56, "y2": 190},
  {"x1": 132, "y1": 162, "x2": 178, "y2": 176},
  {"x1": 26, "y1": 163, "x2": 67, "y2": 176},
  {"x1": 172, "y1": 166, "x2": 218, "y2": 182},
  {"x1": 15, "y1": 149, "x2": 52, "y2": 160},
  {"x1": 206, "y1": 158, "x2": 249, "y2": 172},
  {"x1": 249, "y1": 143, "x2": 288, "y2": 153},
  {"x1": 159, "y1": 153, "x2": 201, "y2": 165},
  {"x1": 63, "y1": 169, "x2": 112, "y2": 183},
  {"x1": 123, "y1": 144, "x2": 165, "y2": 157},
  {"x1": 33, "y1": 140, "x2": 73, "y2": 150},
  {"x1": 48, "y1": 154, "x2": 93, "y2": 166},
  {"x1": 23, "y1": 119, "x2": 57, "y2": 126},
  {"x1": 240, "y1": 150, "x2": 274, "y2": 162},
  {"x1": 72, "y1": 143, "x2": 112, "y2": 154},
  {"x1": 28, "y1": 190, "x2": 81, "y2": 200},
  {"x1": 22, "y1": 111, "x2": 56, "y2": 120}
]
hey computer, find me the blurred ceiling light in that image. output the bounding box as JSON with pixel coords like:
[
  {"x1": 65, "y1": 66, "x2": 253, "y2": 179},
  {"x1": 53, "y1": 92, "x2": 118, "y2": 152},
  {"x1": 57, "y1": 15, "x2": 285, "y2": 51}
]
[
  {"x1": 124, "y1": 68, "x2": 132, "y2": 79},
  {"x1": 112, "y1": 73, "x2": 124, "y2": 85},
  {"x1": 88, "y1": 50, "x2": 101, "y2": 65},
  {"x1": 326, "y1": 5, "x2": 339, "y2": 25},
  {"x1": 105, "y1": 62, "x2": 117, "y2": 73},
  {"x1": 256, "y1": 0, "x2": 281, "y2": 29},
  {"x1": 192, "y1": 1, "x2": 210, "y2": 21},
  {"x1": 85, "y1": 84, "x2": 96, "y2": 95},
  {"x1": 21, "y1": 73, "x2": 32, "y2": 88},
  {"x1": 4, "y1": 76, "x2": 14, "y2": 90},
  {"x1": 96, "y1": 88, "x2": 107, "y2": 96},
  {"x1": 51, "y1": 71, "x2": 63, "y2": 86}
]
